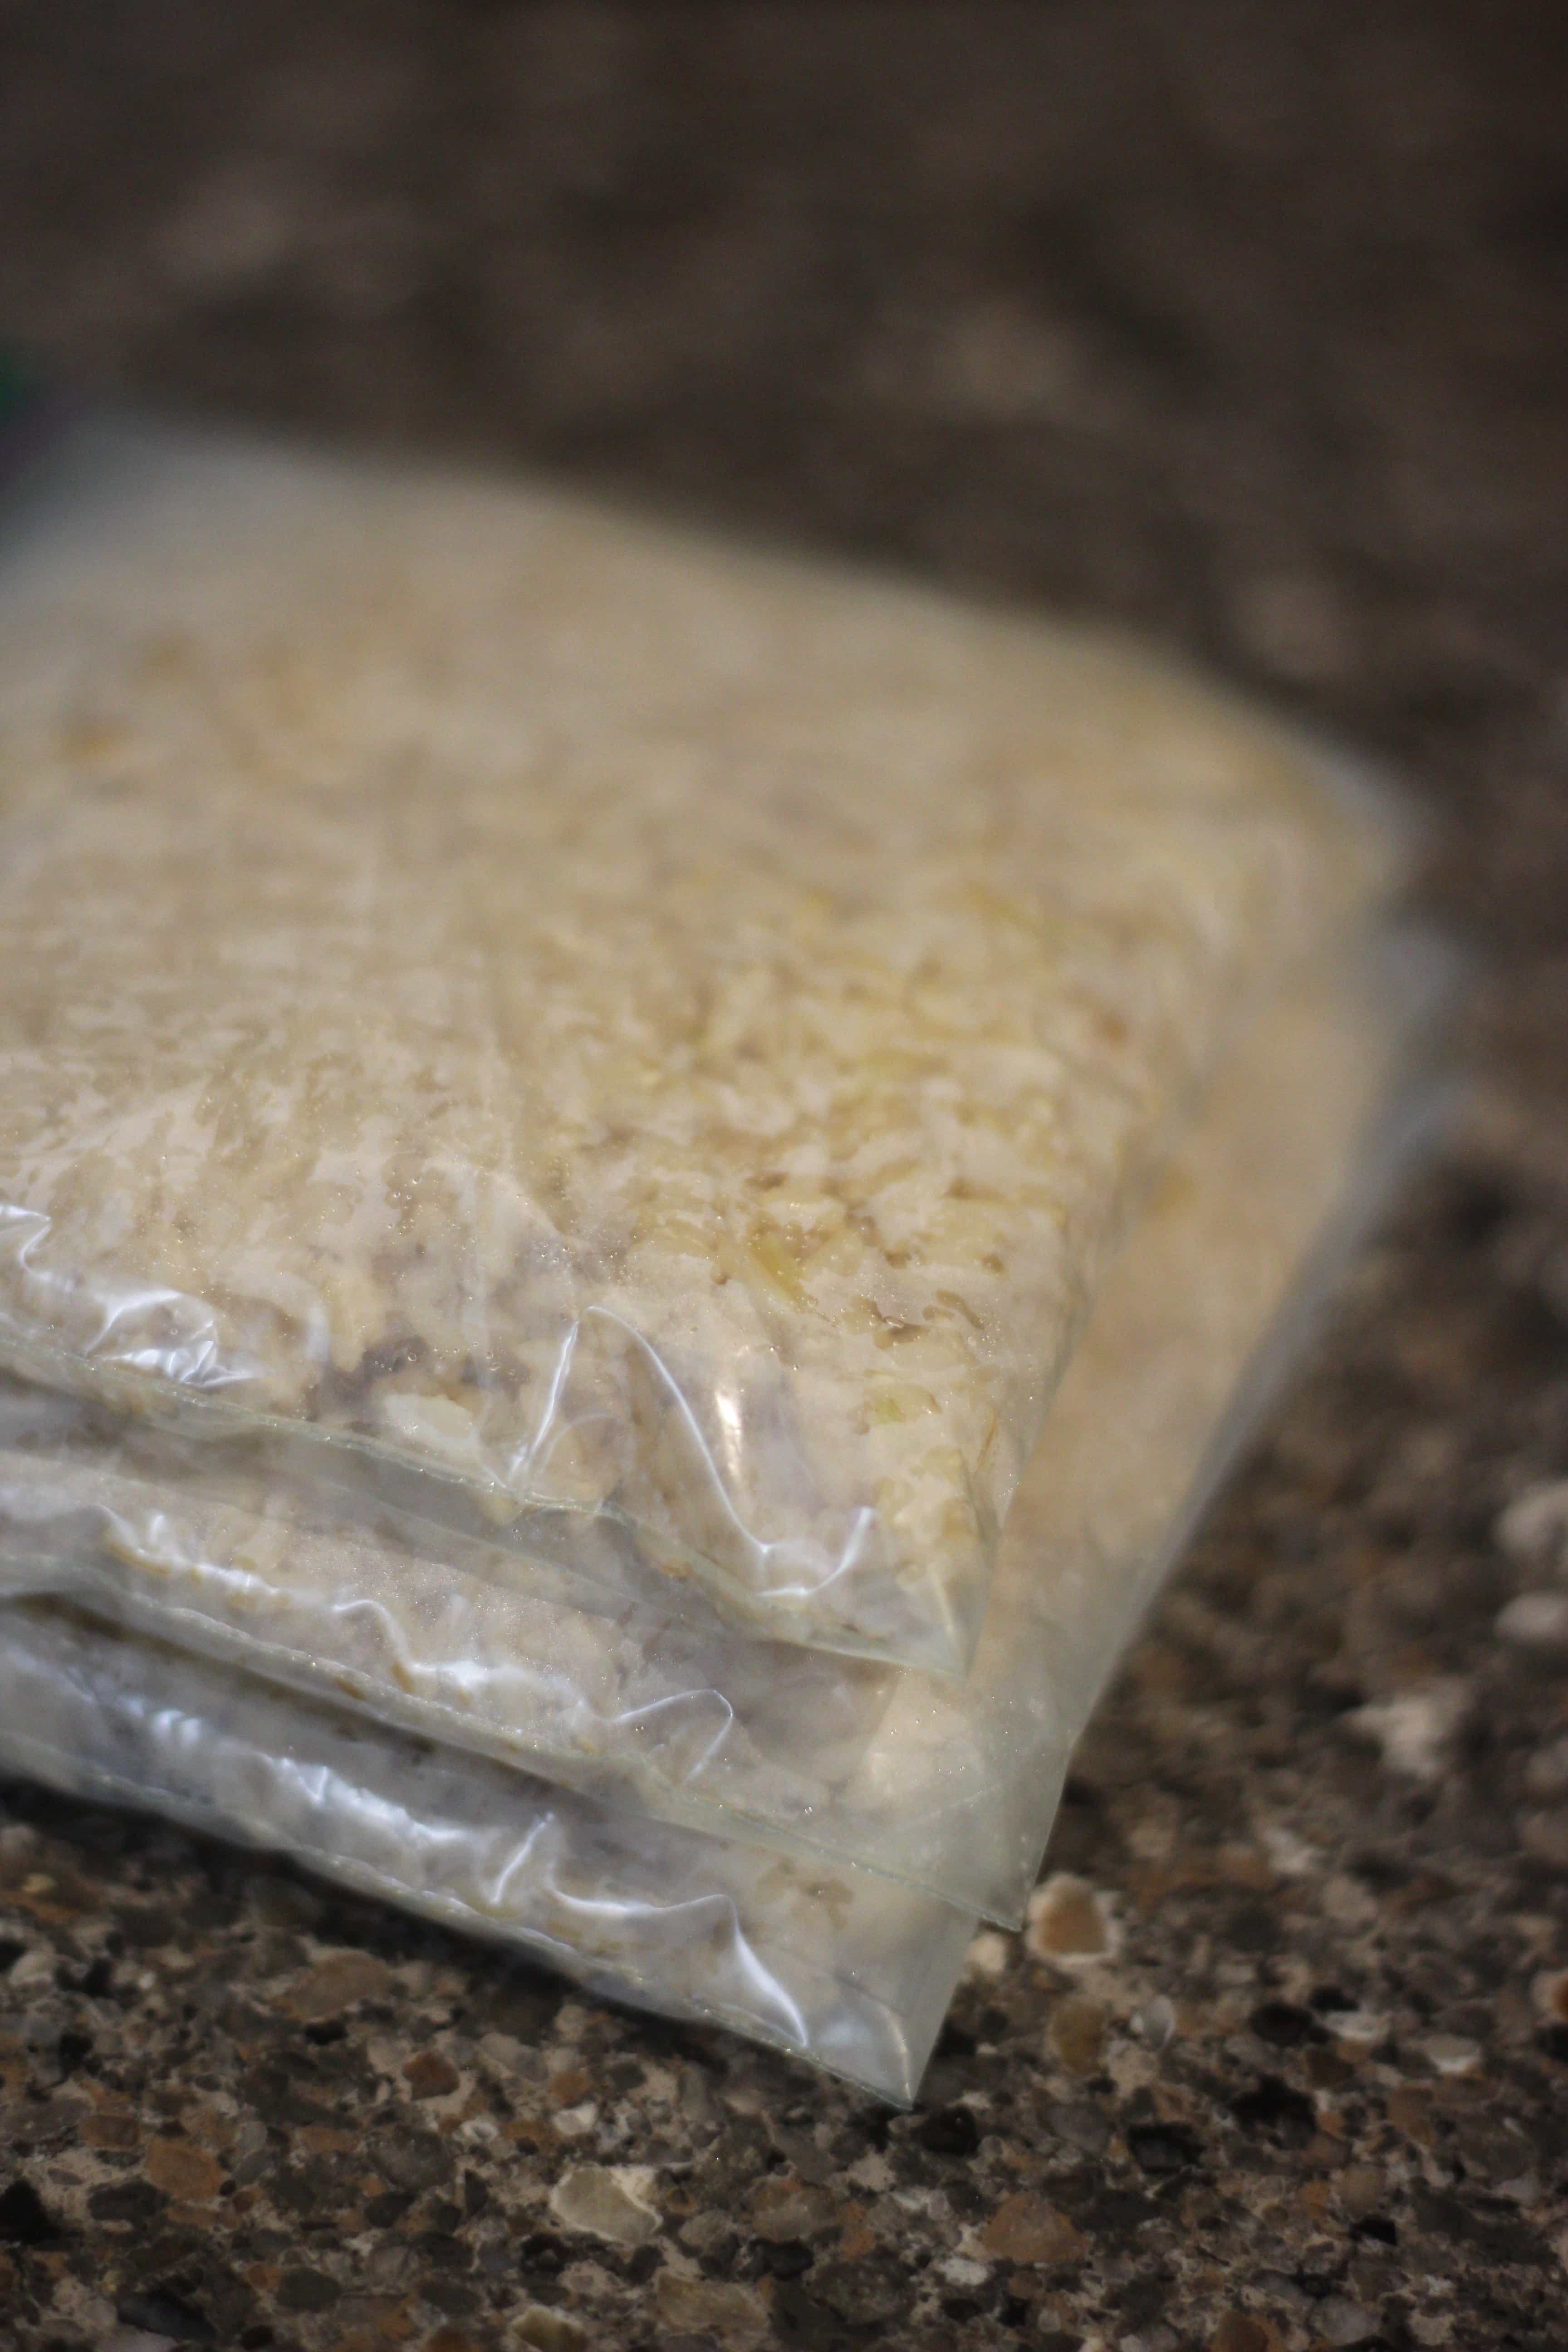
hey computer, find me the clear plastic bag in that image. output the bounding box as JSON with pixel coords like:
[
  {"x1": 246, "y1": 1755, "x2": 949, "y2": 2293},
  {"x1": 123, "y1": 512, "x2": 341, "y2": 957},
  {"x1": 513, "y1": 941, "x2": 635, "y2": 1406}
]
[
  {"x1": 0, "y1": 939, "x2": 1453, "y2": 1923},
  {"x1": 0, "y1": 420, "x2": 1410, "y2": 1673},
  {"x1": 0, "y1": 1597, "x2": 971, "y2": 2104}
]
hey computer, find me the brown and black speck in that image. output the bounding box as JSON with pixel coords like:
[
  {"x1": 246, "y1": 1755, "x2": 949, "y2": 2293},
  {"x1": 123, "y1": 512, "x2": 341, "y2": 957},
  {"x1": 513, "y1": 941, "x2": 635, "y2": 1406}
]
[{"x1": 2, "y1": 5, "x2": 1567, "y2": 2347}]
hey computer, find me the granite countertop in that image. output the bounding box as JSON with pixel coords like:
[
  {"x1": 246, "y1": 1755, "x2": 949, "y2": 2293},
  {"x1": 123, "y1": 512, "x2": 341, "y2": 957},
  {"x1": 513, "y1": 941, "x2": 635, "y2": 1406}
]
[{"x1": 1, "y1": 7, "x2": 1566, "y2": 2348}]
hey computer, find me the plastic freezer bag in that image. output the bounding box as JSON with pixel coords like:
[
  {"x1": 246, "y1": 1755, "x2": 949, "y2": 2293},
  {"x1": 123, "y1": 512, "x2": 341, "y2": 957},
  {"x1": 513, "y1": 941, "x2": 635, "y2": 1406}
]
[
  {"x1": 0, "y1": 419, "x2": 1409, "y2": 1674},
  {"x1": 0, "y1": 940, "x2": 1450, "y2": 1924},
  {"x1": 0, "y1": 1599, "x2": 971, "y2": 2104}
]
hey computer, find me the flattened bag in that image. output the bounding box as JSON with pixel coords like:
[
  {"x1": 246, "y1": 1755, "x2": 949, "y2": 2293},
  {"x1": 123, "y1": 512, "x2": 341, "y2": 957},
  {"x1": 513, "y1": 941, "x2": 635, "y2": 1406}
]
[
  {"x1": 0, "y1": 421, "x2": 1408, "y2": 1671},
  {"x1": 0, "y1": 940, "x2": 1450, "y2": 1922},
  {"x1": 0, "y1": 1598, "x2": 972, "y2": 2105}
]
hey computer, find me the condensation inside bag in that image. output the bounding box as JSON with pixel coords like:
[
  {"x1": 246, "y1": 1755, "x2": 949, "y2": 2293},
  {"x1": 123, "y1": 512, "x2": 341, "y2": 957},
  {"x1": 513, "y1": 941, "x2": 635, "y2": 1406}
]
[
  {"x1": 0, "y1": 1599, "x2": 970, "y2": 2105},
  {"x1": 0, "y1": 422, "x2": 1410, "y2": 1673},
  {"x1": 0, "y1": 946, "x2": 1447, "y2": 1925}
]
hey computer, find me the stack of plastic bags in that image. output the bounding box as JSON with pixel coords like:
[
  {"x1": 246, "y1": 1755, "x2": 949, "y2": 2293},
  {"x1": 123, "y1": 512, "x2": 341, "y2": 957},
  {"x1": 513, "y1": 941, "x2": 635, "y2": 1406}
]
[{"x1": 0, "y1": 417, "x2": 1450, "y2": 2100}]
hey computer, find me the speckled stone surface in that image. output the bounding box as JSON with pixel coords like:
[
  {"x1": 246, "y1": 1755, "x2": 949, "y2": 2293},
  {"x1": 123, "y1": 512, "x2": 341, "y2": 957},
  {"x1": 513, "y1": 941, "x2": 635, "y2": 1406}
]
[{"x1": 2, "y1": 8, "x2": 1567, "y2": 2348}]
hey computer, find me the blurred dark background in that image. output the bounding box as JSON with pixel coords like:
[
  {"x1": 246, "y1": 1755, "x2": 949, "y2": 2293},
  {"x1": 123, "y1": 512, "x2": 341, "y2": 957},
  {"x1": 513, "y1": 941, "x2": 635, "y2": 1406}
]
[
  {"x1": 3, "y1": 9, "x2": 1568, "y2": 2350},
  {"x1": 2, "y1": 2, "x2": 1565, "y2": 956}
]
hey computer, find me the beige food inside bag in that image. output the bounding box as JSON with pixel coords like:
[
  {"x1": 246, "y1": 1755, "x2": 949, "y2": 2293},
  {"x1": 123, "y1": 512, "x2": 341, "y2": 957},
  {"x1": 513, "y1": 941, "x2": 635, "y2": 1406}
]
[
  {"x1": 0, "y1": 1598, "x2": 971, "y2": 2105},
  {"x1": 0, "y1": 936, "x2": 1450, "y2": 1922},
  {"x1": 0, "y1": 422, "x2": 1406, "y2": 1671}
]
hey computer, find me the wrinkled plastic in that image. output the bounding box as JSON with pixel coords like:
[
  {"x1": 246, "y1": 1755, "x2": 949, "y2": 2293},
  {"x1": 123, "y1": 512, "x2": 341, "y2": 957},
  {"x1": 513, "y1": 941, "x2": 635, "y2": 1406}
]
[
  {"x1": 0, "y1": 940, "x2": 1454, "y2": 1923},
  {"x1": 0, "y1": 421, "x2": 1411, "y2": 1673},
  {"x1": 0, "y1": 1599, "x2": 971, "y2": 2104}
]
